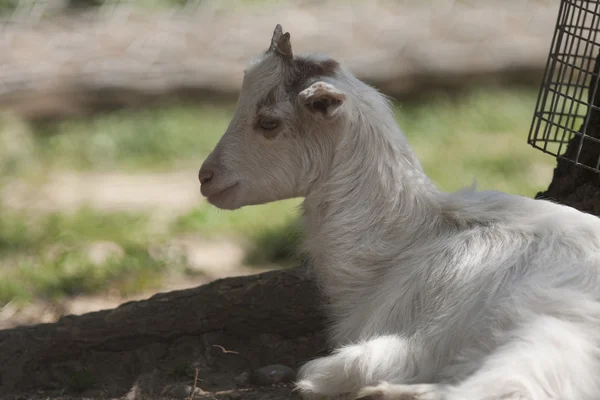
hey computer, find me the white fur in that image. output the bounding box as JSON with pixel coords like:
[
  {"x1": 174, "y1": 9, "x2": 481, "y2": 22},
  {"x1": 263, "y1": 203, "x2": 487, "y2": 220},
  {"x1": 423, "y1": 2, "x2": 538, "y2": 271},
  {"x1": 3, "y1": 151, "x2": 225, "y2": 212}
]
[{"x1": 199, "y1": 28, "x2": 600, "y2": 400}]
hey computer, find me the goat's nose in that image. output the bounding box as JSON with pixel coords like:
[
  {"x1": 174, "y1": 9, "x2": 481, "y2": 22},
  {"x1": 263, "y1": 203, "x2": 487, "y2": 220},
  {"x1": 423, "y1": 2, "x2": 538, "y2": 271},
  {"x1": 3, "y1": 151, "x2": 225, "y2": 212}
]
[{"x1": 198, "y1": 168, "x2": 214, "y2": 185}]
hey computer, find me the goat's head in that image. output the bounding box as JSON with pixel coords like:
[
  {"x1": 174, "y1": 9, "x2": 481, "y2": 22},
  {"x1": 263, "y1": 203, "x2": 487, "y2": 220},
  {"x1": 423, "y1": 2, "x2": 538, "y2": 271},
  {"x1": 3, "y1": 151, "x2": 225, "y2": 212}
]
[{"x1": 199, "y1": 24, "x2": 349, "y2": 210}]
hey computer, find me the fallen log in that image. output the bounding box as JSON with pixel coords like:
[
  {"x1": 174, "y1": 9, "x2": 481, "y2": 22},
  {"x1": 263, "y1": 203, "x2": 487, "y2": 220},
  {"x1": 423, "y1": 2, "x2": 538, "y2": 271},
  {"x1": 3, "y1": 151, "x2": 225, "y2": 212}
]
[{"x1": 0, "y1": 266, "x2": 328, "y2": 399}]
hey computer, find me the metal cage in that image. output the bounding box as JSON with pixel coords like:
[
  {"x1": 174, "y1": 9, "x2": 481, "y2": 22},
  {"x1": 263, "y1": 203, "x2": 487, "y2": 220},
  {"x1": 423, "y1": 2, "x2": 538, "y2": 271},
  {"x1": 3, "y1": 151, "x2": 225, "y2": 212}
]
[{"x1": 529, "y1": 0, "x2": 600, "y2": 173}]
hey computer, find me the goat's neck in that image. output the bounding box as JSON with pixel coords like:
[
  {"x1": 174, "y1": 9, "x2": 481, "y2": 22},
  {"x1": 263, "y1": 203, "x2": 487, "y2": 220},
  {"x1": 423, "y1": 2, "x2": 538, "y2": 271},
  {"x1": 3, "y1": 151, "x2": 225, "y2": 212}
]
[{"x1": 302, "y1": 101, "x2": 441, "y2": 300}]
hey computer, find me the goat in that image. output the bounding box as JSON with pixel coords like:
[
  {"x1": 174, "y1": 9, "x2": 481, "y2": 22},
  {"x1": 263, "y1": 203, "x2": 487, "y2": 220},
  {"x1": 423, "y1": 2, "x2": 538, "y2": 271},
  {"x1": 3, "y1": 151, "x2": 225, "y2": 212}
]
[{"x1": 198, "y1": 24, "x2": 600, "y2": 400}]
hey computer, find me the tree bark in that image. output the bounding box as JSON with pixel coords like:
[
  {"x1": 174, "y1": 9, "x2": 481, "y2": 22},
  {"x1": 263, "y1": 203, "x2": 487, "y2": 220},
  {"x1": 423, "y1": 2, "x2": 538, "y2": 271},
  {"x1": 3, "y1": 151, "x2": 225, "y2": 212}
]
[
  {"x1": 0, "y1": 266, "x2": 328, "y2": 399},
  {"x1": 536, "y1": 53, "x2": 600, "y2": 214}
]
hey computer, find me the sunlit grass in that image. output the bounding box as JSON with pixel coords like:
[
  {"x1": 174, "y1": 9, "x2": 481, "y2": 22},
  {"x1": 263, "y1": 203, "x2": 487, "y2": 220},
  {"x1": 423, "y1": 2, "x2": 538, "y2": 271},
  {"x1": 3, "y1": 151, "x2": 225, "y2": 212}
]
[
  {"x1": 395, "y1": 89, "x2": 554, "y2": 194},
  {"x1": 173, "y1": 198, "x2": 303, "y2": 266},
  {"x1": 0, "y1": 207, "x2": 157, "y2": 254},
  {"x1": 0, "y1": 207, "x2": 172, "y2": 305},
  {"x1": 29, "y1": 106, "x2": 234, "y2": 172},
  {"x1": 0, "y1": 246, "x2": 166, "y2": 305}
]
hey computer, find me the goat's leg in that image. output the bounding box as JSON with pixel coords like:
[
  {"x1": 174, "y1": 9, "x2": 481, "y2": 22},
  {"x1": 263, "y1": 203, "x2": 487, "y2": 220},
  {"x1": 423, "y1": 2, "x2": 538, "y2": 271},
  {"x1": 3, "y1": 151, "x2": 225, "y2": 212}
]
[
  {"x1": 356, "y1": 315, "x2": 600, "y2": 400},
  {"x1": 296, "y1": 335, "x2": 424, "y2": 399}
]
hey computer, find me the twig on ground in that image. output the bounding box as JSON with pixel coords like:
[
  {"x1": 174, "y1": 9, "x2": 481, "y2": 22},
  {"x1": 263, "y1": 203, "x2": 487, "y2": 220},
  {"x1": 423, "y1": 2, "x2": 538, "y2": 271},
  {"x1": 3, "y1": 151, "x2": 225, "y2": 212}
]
[
  {"x1": 212, "y1": 344, "x2": 254, "y2": 373},
  {"x1": 186, "y1": 367, "x2": 200, "y2": 400}
]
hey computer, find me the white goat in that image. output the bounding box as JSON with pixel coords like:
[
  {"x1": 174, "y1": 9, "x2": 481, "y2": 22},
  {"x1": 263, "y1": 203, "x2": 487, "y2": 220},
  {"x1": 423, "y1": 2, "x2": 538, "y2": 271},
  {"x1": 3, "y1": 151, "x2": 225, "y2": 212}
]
[{"x1": 198, "y1": 25, "x2": 600, "y2": 400}]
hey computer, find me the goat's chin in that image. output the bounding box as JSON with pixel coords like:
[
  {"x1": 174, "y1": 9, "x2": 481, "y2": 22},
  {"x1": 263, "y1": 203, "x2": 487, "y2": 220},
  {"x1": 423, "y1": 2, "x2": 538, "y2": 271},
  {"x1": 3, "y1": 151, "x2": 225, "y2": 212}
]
[
  {"x1": 206, "y1": 192, "x2": 245, "y2": 210},
  {"x1": 204, "y1": 183, "x2": 243, "y2": 210},
  {"x1": 205, "y1": 186, "x2": 295, "y2": 210}
]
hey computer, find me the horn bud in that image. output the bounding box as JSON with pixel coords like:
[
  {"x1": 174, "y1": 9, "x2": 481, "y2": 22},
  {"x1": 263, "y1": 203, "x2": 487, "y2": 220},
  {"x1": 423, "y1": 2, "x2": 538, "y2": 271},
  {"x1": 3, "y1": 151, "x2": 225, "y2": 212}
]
[{"x1": 269, "y1": 24, "x2": 293, "y2": 61}]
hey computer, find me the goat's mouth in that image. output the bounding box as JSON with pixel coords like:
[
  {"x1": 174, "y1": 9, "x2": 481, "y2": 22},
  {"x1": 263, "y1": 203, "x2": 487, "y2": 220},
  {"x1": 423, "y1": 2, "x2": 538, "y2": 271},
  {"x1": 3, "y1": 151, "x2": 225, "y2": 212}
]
[{"x1": 203, "y1": 182, "x2": 241, "y2": 208}]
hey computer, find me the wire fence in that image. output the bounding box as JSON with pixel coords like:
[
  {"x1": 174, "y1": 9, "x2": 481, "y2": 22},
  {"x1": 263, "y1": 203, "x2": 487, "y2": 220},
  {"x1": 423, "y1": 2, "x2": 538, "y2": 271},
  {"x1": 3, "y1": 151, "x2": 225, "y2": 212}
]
[{"x1": 529, "y1": 0, "x2": 600, "y2": 173}]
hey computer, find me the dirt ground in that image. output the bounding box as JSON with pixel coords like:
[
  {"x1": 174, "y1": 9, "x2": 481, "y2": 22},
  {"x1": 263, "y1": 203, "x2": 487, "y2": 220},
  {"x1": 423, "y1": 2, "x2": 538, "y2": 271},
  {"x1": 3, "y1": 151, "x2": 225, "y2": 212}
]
[{"x1": 1, "y1": 170, "x2": 201, "y2": 215}]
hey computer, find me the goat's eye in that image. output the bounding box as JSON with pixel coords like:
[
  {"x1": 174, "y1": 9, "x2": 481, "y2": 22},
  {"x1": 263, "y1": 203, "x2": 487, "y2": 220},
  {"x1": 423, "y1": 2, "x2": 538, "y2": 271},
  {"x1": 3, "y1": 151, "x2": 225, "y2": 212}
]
[{"x1": 259, "y1": 119, "x2": 279, "y2": 131}]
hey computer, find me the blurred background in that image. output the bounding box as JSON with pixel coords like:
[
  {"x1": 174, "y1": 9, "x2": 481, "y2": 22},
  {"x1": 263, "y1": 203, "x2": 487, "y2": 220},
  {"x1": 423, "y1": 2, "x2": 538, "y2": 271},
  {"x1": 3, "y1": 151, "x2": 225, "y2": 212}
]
[{"x1": 0, "y1": 0, "x2": 560, "y2": 328}]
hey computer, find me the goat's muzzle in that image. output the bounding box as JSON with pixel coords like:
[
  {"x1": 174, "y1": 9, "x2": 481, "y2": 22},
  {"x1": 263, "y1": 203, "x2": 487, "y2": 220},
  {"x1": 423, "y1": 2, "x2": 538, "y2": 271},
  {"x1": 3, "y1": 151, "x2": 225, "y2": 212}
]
[{"x1": 198, "y1": 168, "x2": 213, "y2": 185}]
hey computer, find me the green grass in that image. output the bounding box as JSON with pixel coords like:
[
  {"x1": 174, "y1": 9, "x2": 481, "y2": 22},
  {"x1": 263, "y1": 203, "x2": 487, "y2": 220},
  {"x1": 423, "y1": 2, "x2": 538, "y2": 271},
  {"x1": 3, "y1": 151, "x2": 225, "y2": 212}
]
[
  {"x1": 0, "y1": 87, "x2": 558, "y2": 307},
  {"x1": 173, "y1": 199, "x2": 303, "y2": 266},
  {"x1": 0, "y1": 207, "x2": 156, "y2": 254},
  {"x1": 395, "y1": 89, "x2": 553, "y2": 194},
  {"x1": 0, "y1": 207, "x2": 173, "y2": 304},
  {"x1": 0, "y1": 246, "x2": 167, "y2": 304},
  {"x1": 28, "y1": 106, "x2": 234, "y2": 172},
  {"x1": 173, "y1": 198, "x2": 300, "y2": 238}
]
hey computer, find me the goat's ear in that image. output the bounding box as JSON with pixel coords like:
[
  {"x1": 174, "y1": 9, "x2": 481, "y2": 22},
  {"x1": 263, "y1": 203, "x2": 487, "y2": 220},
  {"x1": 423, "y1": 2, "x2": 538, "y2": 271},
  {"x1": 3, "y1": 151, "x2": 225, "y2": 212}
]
[{"x1": 298, "y1": 82, "x2": 346, "y2": 119}]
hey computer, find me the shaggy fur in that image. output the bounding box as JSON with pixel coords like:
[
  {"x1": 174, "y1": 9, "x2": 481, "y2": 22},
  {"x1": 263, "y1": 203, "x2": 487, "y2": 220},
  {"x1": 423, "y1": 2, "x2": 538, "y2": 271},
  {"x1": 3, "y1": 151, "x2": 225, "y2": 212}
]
[{"x1": 198, "y1": 25, "x2": 600, "y2": 400}]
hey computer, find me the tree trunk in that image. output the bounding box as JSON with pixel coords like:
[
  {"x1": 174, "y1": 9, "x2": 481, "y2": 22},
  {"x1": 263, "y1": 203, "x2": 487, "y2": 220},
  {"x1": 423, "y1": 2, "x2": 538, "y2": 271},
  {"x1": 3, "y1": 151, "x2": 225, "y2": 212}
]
[
  {"x1": 536, "y1": 53, "x2": 600, "y2": 214},
  {"x1": 0, "y1": 266, "x2": 328, "y2": 400}
]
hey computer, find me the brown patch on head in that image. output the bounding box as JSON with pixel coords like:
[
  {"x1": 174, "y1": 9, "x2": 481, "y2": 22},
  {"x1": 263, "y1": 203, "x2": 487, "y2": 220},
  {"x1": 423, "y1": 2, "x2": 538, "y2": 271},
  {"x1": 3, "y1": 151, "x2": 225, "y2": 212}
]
[
  {"x1": 254, "y1": 56, "x2": 339, "y2": 109},
  {"x1": 286, "y1": 57, "x2": 340, "y2": 95},
  {"x1": 293, "y1": 57, "x2": 339, "y2": 82}
]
